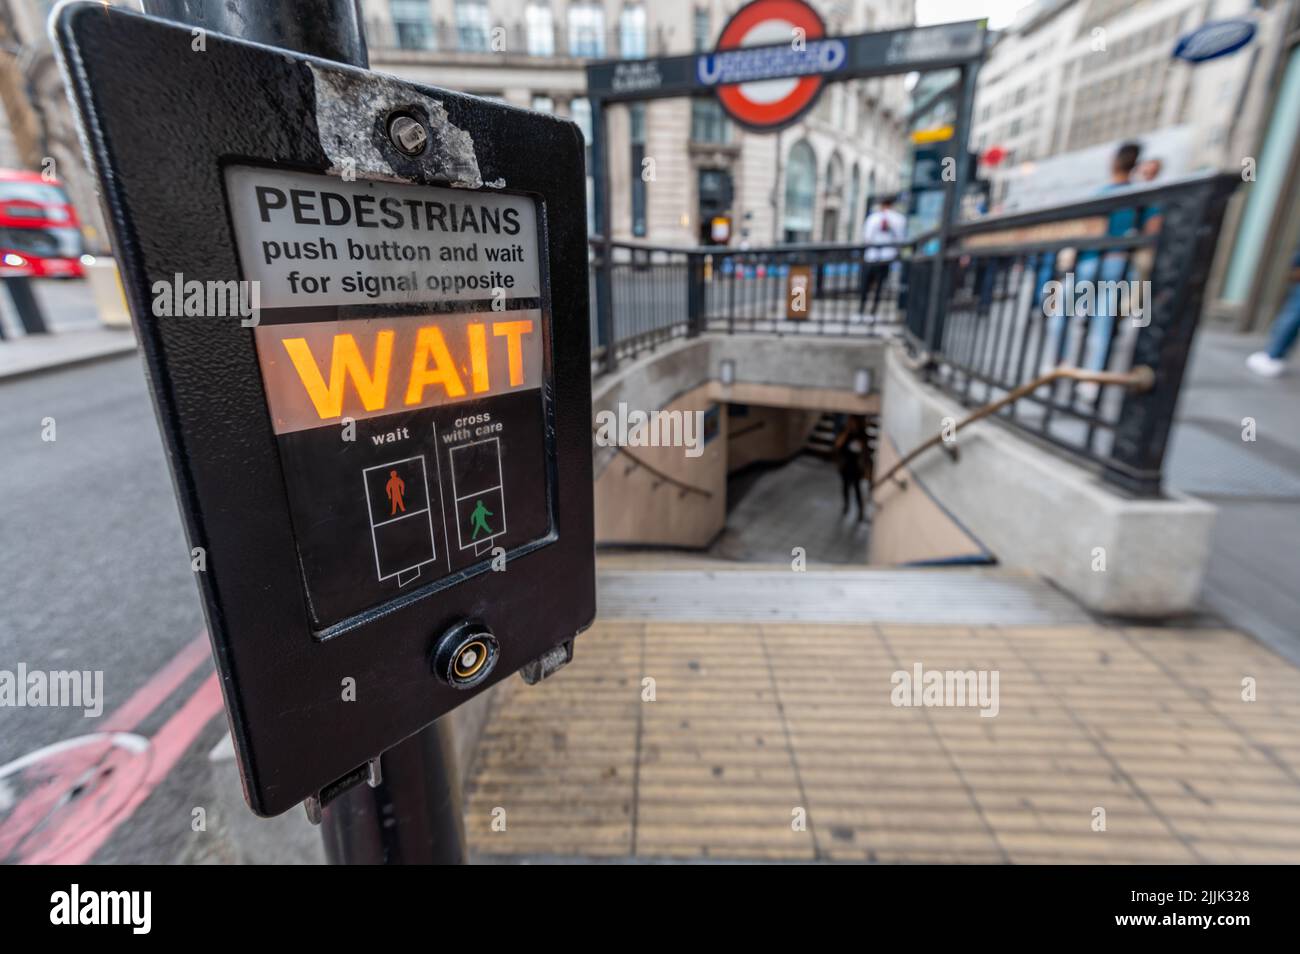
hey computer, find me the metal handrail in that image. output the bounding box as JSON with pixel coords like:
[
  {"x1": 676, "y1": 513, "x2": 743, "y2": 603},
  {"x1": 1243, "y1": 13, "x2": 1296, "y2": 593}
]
[
  {"x1": 948, "y1": 170, "x2": 1228, "y2": 237},
  {"x1": 594, "y1": 430, "x2": 713, "y2": 499},
  {"x1": 870, "y1": 364, "x2": 1156, "y2": 493}
]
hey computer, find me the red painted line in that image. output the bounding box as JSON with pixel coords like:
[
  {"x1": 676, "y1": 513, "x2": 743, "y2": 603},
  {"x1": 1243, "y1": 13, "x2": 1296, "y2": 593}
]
[
  {"x1": 0, "y1": 632, "x2": 213, "y2": 862},
  {"x1": 24, "y1": 672, "x2": 225, "y2": 865},
  {"x1": 100, "y1": 633, "x2": 211, "y2": 732}
]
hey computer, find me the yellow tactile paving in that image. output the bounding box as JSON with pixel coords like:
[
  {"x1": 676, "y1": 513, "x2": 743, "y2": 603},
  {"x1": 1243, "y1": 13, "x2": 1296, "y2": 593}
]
[{"x1": 465, "y1": 615, "x2": 1300, "y2": 863}]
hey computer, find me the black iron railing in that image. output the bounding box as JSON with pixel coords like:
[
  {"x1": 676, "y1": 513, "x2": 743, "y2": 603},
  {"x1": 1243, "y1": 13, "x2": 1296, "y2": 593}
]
[
  {"x1": 589, "y1": 238, "x2": 913, "y2": 367},
  {"x1": 589, "y1": 172, "x2": 1238, "y2": 497},
  {"x1": 907, "y1": 172, "x2": 1238, "y2": 496}
]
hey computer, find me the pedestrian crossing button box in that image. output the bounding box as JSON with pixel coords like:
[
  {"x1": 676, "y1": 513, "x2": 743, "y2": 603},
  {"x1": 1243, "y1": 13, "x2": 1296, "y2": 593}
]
[{"x1": 56, "y1": 2, "x2": 596, "y2": 817}]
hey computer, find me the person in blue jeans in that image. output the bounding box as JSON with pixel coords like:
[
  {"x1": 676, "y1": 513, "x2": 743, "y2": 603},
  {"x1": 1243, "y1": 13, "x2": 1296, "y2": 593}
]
[
  {"x1": 1247, "y1": 251, "x2": 1300, "y2": 377},
  {"x1": 1046, "y1": 142, "x2": 1158, "y2": 375}
]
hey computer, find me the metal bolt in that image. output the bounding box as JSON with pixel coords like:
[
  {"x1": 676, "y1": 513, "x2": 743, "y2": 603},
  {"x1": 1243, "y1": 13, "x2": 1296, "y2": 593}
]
[{"x1": 388, "y1": 114, "x2": 428, "y2": 156}]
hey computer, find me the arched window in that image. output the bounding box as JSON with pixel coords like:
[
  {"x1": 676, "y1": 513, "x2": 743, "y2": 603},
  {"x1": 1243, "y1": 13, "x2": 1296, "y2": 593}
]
[
  {"x1": 619, "y1": 3, "x2": 647, "y2": 58},
  {"x1": 568, "y1": 2, "x2": 606, "y2": 57},
  {"x1": 782, "y1": 141, "x2": 817, "y2": 244},
  {"x1": 821, "y1": 153, "x2": 844, "y2": 241},
  {"x1": 526, "y1": 2, "x2": 555, "y2": 56},
  {"x1": 826, "y1": 153, "x2": 844, "y2": 193}
]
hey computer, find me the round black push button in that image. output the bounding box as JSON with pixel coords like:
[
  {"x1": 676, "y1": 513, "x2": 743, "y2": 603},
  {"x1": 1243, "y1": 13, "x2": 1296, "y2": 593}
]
[{"x1": 433, "y1": 621, "x2": 499, "y2": 690}]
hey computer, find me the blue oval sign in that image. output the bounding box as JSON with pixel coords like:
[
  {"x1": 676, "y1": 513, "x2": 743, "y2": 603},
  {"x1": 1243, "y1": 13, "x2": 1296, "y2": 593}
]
[{"x1": 1173, "y1": 19, "x2": 1256, "y2": 63}]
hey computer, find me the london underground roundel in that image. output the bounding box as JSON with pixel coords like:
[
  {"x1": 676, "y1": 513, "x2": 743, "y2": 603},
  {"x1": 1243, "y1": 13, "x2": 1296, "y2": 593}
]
[{"x1": 700, "y1": 0, "x2": 843, "y2": 131}]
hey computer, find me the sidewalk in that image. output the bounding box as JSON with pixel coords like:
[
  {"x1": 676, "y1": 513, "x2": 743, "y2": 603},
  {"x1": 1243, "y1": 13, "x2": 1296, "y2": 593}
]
[
  {"x1": 0, "y1": 279, "x2": 136, "y2": 380},
  {"x1": 0, "y1": 326, "x2": 137, "y2": 380},
  {"x1": 1166, "y1": 330, "x2": 1300, "y2": 664},
  {"x1": 466, "y1": 594, "x2": 1300, "y2": 863}
]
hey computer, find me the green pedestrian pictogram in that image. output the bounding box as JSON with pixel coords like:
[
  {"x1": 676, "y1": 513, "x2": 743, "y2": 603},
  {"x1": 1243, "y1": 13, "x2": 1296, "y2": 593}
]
[{"x1": 470, "y1": 498, "x2": 495, "y2": 540}]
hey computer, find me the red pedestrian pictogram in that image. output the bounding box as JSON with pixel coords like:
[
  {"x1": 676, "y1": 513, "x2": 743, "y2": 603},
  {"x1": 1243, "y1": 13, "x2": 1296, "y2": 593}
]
[{"x1": 385, "y1": 469, "x2": 406, "y2": 515}]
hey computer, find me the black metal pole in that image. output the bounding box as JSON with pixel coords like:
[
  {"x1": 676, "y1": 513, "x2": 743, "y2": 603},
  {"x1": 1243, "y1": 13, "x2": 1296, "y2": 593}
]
[
  {"x1": 320, "y1": 718, "x2": 468, "y2": 864},
  {"x1": 3, "y1": 277, "x2": 49, "y2": 334},
  {"x1": 140, "y1": 0, "x2": 369, "y2": 68},
  {"x1": 589, "y1": 96, "x2": 616, "y2": 373},
  {"x1": 141, "y1": 0, "x2": 467, "y2": 864}
]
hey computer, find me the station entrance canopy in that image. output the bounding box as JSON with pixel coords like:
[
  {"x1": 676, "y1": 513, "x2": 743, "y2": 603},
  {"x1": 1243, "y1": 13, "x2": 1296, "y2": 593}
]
[{"x1": 583, "y1": 7, "x2": 988, "y2": 361}]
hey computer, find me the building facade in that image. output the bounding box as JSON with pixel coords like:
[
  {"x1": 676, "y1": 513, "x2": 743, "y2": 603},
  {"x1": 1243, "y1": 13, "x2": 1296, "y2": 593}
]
[
  {"x1": 364, "y1": 0, "x2": 916, "y2": 246},
  {"x1": 0, "y1": 0, "x2": 917, "y2": 253},
  {"x1": 971, "y1": 0, "x2": 1289, "y2": 213},
  {"x1": 969, "y1": 0, "x2": 1298, "y2": 330},
  {"x1": 0, "y1": 0, "x2": 111, "y2": 250}
]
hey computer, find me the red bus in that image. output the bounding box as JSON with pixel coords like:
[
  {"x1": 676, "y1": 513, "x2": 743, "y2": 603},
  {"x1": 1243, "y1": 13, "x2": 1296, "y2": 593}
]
[{"x1": 0, "y1": 168, "x2": 87, "y2": 279}]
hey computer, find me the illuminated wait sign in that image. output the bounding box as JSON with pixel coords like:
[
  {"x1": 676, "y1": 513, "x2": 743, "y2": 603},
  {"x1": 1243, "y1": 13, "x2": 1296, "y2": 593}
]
[{"x1": 255, "y1": 311, "x2": 543, "y2": 434}]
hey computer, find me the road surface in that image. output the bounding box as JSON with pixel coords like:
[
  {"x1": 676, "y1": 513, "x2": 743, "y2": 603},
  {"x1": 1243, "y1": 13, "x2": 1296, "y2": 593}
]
[{"x1": 0, "y1": 353, "x2": 226, "y2": 864}]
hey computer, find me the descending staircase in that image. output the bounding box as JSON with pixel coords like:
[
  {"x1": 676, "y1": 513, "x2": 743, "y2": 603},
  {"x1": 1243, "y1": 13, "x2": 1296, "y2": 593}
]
[{"x1": 803, "y1": 412, "x2": 840, "y2": 458}]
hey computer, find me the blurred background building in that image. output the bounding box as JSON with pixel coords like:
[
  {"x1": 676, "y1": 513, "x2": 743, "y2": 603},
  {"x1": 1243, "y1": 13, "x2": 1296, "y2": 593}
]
[
  {"x1": 361, "y1": 0, "x2": 915, "y2": 245},
  {"x1": 0, "y1": 0, "x2": 914, "y2": 250},
  {"x1": 967, "y1": 0, "x2": 1300, "y2": 333},
  {"x1": 0, "y1": 0, "x2": 109, "y2": 251}
]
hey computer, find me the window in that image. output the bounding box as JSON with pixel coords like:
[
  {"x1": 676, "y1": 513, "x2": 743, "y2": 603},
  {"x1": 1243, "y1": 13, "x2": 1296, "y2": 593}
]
[
  {"x1": 456, "y1": 0, "x2": 491, "y2": 52},
  {"x1": 526, "y1": 2, "x2": 555, "y2": 56},
  {"x1": 531, "y1": 95, "x2": 555, "y2": 113},
  {"x1": 390, "y1": 0, "x2": 435, "y2": 50},
  {"x1": 845, "y1": 165, "x2": 860, "y2": 242},
  {"x1": 693, "y1": 8, "x2": 711, "y2": 51},
  {"x1": 826, "y1": 153, "x2": 844, "y2": 193},
  {"x1": 568, "y1": 3, "x2": 606, "y2": 57},
  {"x1": 821, "y1": 153, "x2": 844, "y2": 241},
  {"x1": 782, "y1": 141, "x2": 817, "y2": 244},
  {"x1": 620, "y1": 4, "x2": 647, "y2": 58},
  {"x1": 690, "y1": 98, "x2": 730, "y2": 144},
  {"x1": 571, "y1": 97, "x2": 593, "y2": 143},
  {"x1": 629, "y1": 103, "x2": 647, "y2": 237}
]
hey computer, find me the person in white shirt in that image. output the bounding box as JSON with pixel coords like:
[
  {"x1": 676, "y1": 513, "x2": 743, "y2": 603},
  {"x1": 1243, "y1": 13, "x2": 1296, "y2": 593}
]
[{"x1": 858, "y1": 196, "x2": 907, "y2": 319}]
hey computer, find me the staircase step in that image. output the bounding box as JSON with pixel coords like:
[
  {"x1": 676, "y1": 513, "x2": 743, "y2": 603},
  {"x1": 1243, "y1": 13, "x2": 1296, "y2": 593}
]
[
  {"x1": 804, "y1": 412, "x2": 841, "y2": 459},
  {"x1": 597, "y1": 567, "x2": 1090, "y2": 626}
]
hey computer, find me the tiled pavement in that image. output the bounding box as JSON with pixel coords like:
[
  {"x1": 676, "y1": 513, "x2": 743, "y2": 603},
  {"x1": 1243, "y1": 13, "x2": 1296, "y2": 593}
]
[{"x1": 466, "y1": 615, "x2": 1300, "y2": 863}]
